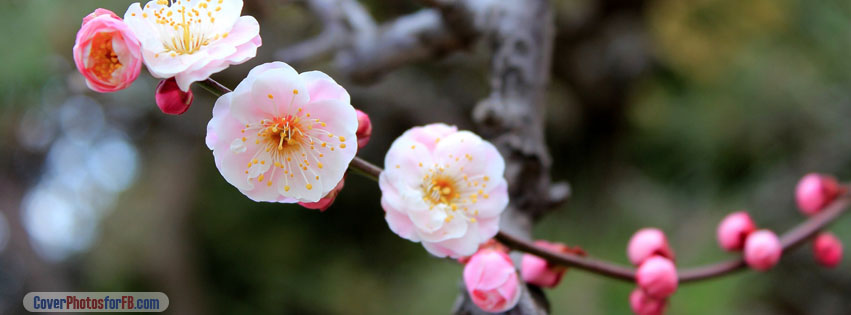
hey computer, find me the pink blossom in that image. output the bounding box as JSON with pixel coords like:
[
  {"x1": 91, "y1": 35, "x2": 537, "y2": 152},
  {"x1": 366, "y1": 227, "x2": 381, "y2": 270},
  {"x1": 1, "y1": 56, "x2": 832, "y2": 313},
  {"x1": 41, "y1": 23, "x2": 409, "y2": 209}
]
[
  {"x1": 520, "y1": 241, "x2": 572, "y2": 288},
  {"x1": 463, "y1": 249, "x2": 522, "y2": 313},
  {"x1": 298, "y1": 176, "x2": 345, "y2": 212},
  {"x1": 124, "y1": 0, "x2": 262, "y2": 91},
  {"x1": 379, "y1": 124, "x2": 509, "y2": 258},
  {"x1": 155, "y1": 78, "x2": 194, "y2": 115},
  {"x1": 206, "y1": 62, "x2": 357, "y2": 203},
  {"x1": 795, "y1": 173, "x2": 841, "y2": 215},
  {"x1": 813, "y1": 232, "x2": 843, "y2": 268},
  {"x1": 73, "y1": 8, "x2": 142, "y2": 93},
  {"x1": 744, "y1": 229, "x2": 782, "y2": 271},
  {"x1": 355, "y1": 110, "x2": 372, "y2": 149},
  {"x1": 716, "y1": 211, "x2": 756, "y2": 251},
  {"x1": 629, "y1": 288, "x2": 667, "y2": 315},
  {"x1": 635, "y1": 256, "x2": 678, "y2": 299},
  {"x1": 627, "y1": 228, "x2": 674, "y2": 266}
]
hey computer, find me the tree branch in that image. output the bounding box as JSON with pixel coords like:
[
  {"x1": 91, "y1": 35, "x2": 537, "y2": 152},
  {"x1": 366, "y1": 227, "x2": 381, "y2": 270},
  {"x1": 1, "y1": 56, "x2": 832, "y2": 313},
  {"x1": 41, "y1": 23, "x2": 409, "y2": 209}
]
[
  {"x1": 338, "y1": 151, "x2": 851, "y2": 284},
  {"x1": 199, "y1": 70, "x2": 850, "y2": 297},
  {"x1": 276, "y1": 0, "x2": 376, "y2": 65},
  {"x1": 278, "y1": 0, "x2": 478, "y2": 83}
]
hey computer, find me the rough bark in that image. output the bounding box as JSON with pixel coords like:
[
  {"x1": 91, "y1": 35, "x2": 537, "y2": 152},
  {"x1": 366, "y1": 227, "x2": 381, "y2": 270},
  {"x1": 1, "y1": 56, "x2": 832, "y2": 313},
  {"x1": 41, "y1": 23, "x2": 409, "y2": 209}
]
[
  {"x1": 454, "y1": 0, "x2": 557, "y2": 314},
  {"x1": 287, "y1": 0, "x2": 562, "y2": 313}
]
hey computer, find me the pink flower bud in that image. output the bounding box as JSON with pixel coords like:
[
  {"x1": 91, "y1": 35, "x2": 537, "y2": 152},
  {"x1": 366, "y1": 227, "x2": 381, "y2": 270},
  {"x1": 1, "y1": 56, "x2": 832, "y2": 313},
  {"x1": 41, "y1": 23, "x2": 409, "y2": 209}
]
[
  {"x1": 521, "y1": 241, "x2": 571, "y2": 288},
  {"x1": 795, "y1": 173, "x2": 841, "y2": 216},
  {"x1": 813, "y1": 232, "x2": 843, "y2": 268},
  {"x1": 298, "y1": 177, "x2": 345, "y2": 212},
  {"x1": 82, "y1": 8, "x2": 120, "y2": 24},
  {"x1": 635, "y1": 256, "x2": 678, "y2": 299},
  {"x1": 463, "y1": 249, "x2": 522, "y2": 313},
  {"x1": 355, "y1": 110, "x2": 372, "y2": 149},
  {"x1": 459, "y1": 239, "x2": 509, "y2": 264},
  {"x1": 155, "y1": 78, "x2": 194, "y2": 115},
  {"x1": 628, "y1": 228, "x2": 674, "y2": 266},
  {"x1": 629, "y1": 288, "x2": 667, "y2": 315},
  {"x1": 73, "y1": 8, "x2": 142, "y2": 93},
  {"x1": 716, "y1": 211, "x2": 756, "y2": 251},
  {"x1": 744, "y1": 229, "x2": 782, "y2": 271}
]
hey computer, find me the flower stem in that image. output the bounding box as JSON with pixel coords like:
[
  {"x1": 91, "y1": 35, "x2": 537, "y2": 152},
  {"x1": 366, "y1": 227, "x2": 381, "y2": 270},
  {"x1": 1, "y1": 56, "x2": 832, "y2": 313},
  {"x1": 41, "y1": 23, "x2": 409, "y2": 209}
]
[{"x1": 197, "y1": 78, "x2": 230, "y2": 97}]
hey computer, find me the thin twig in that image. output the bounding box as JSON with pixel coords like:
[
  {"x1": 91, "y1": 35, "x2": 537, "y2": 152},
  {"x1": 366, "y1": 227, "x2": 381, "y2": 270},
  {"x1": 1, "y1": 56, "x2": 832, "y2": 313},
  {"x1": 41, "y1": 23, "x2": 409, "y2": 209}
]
[
  {"x1": 196, "y1": 77, "x2": 850, "y2": 285},
  {"x1": 197, "y1": 78, "x2": 230, "y2": 97},
  {"x1": 496, "y1": 193, "x2": 849, "y2": 284},
  {"x1": 332, "y1": 150, "x2": 851, "y2": 284}
]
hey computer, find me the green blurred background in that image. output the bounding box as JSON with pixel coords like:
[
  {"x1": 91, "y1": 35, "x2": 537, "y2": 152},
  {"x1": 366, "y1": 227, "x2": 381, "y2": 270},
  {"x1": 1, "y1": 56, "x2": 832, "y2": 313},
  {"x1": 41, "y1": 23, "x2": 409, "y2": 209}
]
[{"x1": 0, "y1": 0, "x2": 850, "y2": 314}]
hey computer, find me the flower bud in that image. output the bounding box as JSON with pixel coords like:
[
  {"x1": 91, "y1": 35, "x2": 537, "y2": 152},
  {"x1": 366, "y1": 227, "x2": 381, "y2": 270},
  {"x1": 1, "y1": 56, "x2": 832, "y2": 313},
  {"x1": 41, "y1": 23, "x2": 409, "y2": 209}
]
[
  {"x1": 298, "y1": 177, "x2": 345, "y2": 212},
  {"x1": 355, "y1": 110, "x2": 372, "y2": 149},
  {"x1": 156, "y1": 78, "x2": 194, "y2": 115},
  {"x1": 629, "y1": 288, "x2": 667, "y2": 315},
  {"x1": 628, "y1": 228, "x2": 674, "y2": 266},
  {"x1": 458, "y1": 239, "x2": 509, "y2": 264},
  {"x1": 795, "y1": 173, "x2": 841, "y2": 216},
  {"x1": 82, "y1": 8, "x2": 120, "y2": 24},
  {"x1": 813, "y1": 232, "x2": 843, "y2": 268},
  {"x1": 463, "y1": 249, "x2": 522, "y2": 313},
  {"x1": 716, "y1": 211, "x2": 756, "y2": 251},
  {"x1": 521, "y1": 241, "x2": 573, "y2": 288},
  {"x1": 635, "y1": 256, "x2": 678, "y2": 299},
  {"x1": 73, "y1": 8, "x2": 142, "y2": 93},
  {"x1": 744, "y1": 229, "x2": 782, "y2": 271}
]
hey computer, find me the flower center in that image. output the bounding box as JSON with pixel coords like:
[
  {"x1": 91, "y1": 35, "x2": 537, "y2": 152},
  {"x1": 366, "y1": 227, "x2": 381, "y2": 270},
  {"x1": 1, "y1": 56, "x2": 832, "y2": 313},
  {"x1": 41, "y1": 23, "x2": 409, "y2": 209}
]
[
  {"x1": 88, "y1": 32, "x2": 122, "y2": 82},
  {"x1": 409, "y1": 152, "x2": 494, "y2": 223},
  {"x1": 147, "y1": 0, "x2": 229, "y2": 56},
  {"x1": 423, "y1": 175, "x2": 460, "y2": 206},
  {"x1": 261, "y1": 115, "x2": 304, "y2": 153},
  {"x1": 236, "y1": 94, "x2": 348, "y2": 193}
]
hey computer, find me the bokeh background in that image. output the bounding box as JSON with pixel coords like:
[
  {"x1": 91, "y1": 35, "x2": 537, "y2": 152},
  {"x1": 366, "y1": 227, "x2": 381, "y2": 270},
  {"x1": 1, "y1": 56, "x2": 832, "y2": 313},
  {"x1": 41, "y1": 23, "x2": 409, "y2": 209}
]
[{"x1": 1, "y1": 0, "x2": 850, "y2": 314}]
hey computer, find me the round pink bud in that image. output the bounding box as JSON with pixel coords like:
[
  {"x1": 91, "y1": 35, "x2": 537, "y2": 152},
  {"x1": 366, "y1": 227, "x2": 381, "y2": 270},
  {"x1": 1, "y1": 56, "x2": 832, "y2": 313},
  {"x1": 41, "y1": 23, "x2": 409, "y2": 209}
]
[
  {"x1": 298, "y1": 176, "x2": 345, "y2": 212},
  {"x1": 795, "y1": 173, "x2": 841, "y2": 216},
  {"x1": 635, "y1": 256, "x2": 678, "y2": 299},
  {"x1": 463, "y1": 249, "x2": 522, "y2": 313},
  {"x1": 629, "y1": 288, "x2": 667, "y2": 315},
  {"x1": 628, "y1": 228, "x2": 674, "y2": 266},
  {"x1": 521, "y1": 241, "x2": 569, "y2": 288},
  {"x1": 716, "y1": 211, "x2": 756, "y2": 251},
  {"x1": 72, "y1": 8, "x2": 142, "y2": 93},
  {"x1": 355, "y1": 110, "x2": 372, "y2": 149},
  {"x1": 82, "y1": 8, "x2": 120, "y2": 24},
  {"x1": 155, "y1": 78, "x2": 194, "y2": 115},
  {"x1": 813, "y1": 232, "x2": 843, "y2": 268},
  {"x1": 744, "y1": 229, "x2": 782, "y2": 271}
]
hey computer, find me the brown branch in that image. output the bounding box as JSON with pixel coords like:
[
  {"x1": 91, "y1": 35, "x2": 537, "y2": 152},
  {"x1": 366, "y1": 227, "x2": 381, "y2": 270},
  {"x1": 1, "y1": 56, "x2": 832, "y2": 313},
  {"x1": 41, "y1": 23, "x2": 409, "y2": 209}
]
[
  {"x1": 679, "y1": 194, "x2": 850, "y2": 283},
  {"x1": 197, "y1": 78, "x2": 230, "y2": 96},
  {"x1": 348, "y1": 156, "x2": 382, "y2": 181},
  {"x1": 276, "y1": 0, "x2": 377, "y2": 65},
  {"x1": 278, "y1": 0, "x2": 479, "y2": 83},
  {"x1": 310, "y1": 141, "x2": 851, "y2": 285},
  {"x1": 198, "y1": 79, "x2": 850, "y2": 284},
  {"x1": 495, "y1": 231, "x2": 636, "y2": 282}
]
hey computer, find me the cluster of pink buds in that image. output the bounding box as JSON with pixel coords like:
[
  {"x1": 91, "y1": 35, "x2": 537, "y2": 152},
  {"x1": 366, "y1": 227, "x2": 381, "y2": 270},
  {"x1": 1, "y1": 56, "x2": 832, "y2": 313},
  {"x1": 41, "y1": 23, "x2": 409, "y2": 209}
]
[
  {"x1": 713, "y1": 173, "x2": 845, "y2": 271},
  {"x1": 627, "y1": 228, "x2": 677, "y2": 315},
  {"x1": 795, "y1": 173, "x2": 844, "y2": 267},
  {"x1": 717, "y1": 212, "x2": 780, "y2": 270}
]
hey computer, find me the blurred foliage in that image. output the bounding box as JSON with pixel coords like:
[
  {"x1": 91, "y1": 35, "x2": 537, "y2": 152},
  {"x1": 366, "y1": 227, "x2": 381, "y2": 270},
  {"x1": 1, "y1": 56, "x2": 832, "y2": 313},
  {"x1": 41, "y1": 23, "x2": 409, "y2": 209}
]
[{"x1": 1, "y1": 0, "x2": 850, "y2": 314}]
